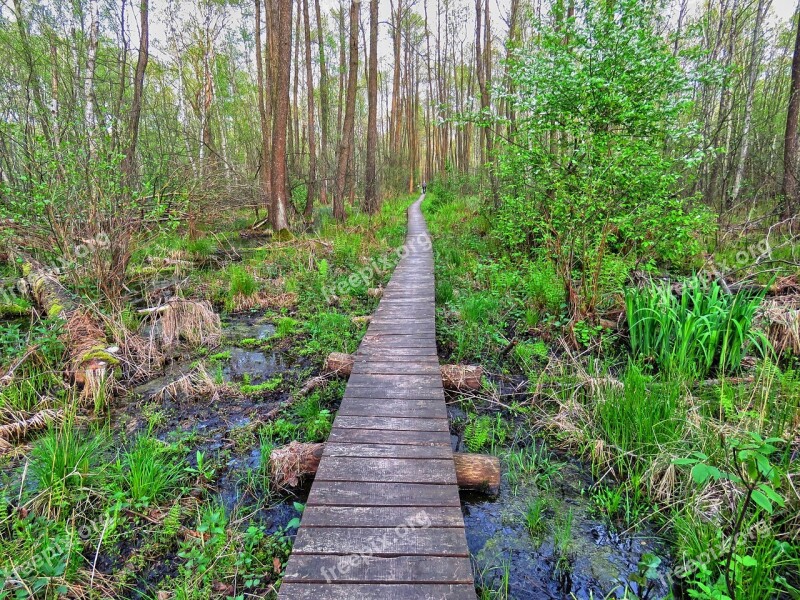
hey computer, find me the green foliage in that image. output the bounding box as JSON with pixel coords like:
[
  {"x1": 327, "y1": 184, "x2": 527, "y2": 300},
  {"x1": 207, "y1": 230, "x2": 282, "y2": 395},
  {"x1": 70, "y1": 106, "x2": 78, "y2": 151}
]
[
  {"x1": 120, "y1": 435, "x2": 185, "y2": 506},
  {"x1": 626, "y1": 276, "x2": 769, "y2": 377},
  {"x1": 227, "y1": 265, "x2": 257, "y2": 299},
  {"x1": 524, "y1": 260, "x2": 563, "y2": 314},
  {"x1": 239, "y1": 375, "x2": 282, "y2": 395},
  {"x1": 493, "y1": 0, "x2": 713, "y2": 316},
  {"x1": 594, "y1": 366, "x2": 686, "y2": 463},
  {"x1": 302, "y1": 311, "x2": 361, "y2": 356},
  {"x1": 275, "y1": 316, "x2": 299, "y2": 337},
  {"x1": 29, "y1": 425, "x2": 104, "y2": 516},
  {"x1": 463, "y1": 414, "x2": 492, "y2": 453},
  {"x1": 185, "y1": 236, "x2": 216, "y2": 257}
]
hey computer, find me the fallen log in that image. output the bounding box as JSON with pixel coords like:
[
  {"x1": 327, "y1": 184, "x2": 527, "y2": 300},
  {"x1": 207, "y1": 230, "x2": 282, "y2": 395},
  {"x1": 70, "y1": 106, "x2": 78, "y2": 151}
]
[
  {"x1": 323, "y1": 353, "x2": 483, "y2": 391},
  {"x1": 20, "y1": 256, "x2": 117, "y2": 402},
  {"x1": 0, "y1": 409, "x2": 64, "y2": 455},
  {"x1": 269, "y1": 441, "x2": 500, "y2": 495}
]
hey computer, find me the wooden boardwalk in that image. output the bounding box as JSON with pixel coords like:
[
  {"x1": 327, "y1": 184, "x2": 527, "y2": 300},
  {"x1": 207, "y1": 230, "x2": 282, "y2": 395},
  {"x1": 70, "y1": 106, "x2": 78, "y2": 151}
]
[{"x1": 279, "y1": 196, "x2": 476, "y2": 599}]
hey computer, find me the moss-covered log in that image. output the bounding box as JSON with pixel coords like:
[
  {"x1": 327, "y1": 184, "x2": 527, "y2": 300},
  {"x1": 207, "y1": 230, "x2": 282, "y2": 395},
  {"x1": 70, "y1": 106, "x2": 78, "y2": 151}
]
[{"x1": 20, "y1": 256, "x2": 117, "y2": 400}]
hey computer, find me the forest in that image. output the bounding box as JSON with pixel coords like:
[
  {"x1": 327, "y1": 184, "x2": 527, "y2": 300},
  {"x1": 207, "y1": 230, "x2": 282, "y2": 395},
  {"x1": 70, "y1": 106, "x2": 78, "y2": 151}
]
[{"x1": 1, "y1": 0, "x2": 799, "y2": 597}]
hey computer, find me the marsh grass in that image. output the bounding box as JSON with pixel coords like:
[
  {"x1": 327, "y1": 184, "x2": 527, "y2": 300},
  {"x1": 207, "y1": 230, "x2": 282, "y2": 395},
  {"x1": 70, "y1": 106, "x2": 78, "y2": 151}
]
[
  {"x1": 120, "y1": 435, "x2": 185, "y2": 506},
  {"x1": 625, "y1": 276, "x2": 769, "y2": 378},
  {"x1": 29, "y1": 422, "x2": 104, "y2": 518}
]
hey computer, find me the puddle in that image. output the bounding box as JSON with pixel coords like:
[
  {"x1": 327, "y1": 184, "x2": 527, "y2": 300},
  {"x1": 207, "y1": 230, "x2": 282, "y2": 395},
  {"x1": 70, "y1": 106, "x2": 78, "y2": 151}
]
[
  {"x1": 224, "y1": 347, "x2": 287, "y2": 383},
  {"x1": 462, "y1": 457, "x2": 671, "y2": 599},
  {"x1": 222, "y1": 312, "x2": 276, "y2": 341}
]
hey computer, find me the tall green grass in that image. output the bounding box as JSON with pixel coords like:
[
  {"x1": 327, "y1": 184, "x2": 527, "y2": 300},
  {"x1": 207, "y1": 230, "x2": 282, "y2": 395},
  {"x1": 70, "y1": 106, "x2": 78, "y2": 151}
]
[{"x1": 625, "y1": 276, "x2": 769, "y2": 378}]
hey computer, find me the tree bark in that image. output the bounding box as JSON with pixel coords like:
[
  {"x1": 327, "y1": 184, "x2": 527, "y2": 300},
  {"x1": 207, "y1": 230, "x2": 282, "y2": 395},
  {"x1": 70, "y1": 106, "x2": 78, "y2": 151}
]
[
  {"x1": 783, "y1": 4, "x2": 800, "y2": 218},
  {"x1": 333, "y1": 0, "x2": 359, "y2": 220},
  {"x1": 121, "y1": 0, "x2": 150, "y2": 188},
  {"x1": 364, "y1": 0, "x2": 380, "y2": 213},
  {"x1": 255, "y1": 0, "x2": 272, "y2": 213},
  {"x1": 271, "y1": 0, "x2": 294, "y2": 234},
  {"x1": 730, "y1": 0, "x2": 768, "y2": 204},
  {"x1": 303, "y1": 0, "x2": 318, "y2": 218},
  {"x1": 314, "y1": 0, "x2": 330, "y2": 205}
]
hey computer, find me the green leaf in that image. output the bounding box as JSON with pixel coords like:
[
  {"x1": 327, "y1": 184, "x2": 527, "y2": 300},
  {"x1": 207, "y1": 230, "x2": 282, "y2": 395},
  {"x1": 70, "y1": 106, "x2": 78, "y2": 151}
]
[{"x1": 750, "y1": 490, "x2": 774, "y2": 514}]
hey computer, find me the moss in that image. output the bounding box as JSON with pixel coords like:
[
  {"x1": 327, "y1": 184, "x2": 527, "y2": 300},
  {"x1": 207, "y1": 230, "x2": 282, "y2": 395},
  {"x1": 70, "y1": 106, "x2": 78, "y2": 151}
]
[
  {"x1": 46, "y1": 301, "x2": 65, "y2": 318},
  {"x1": 80, "y1": 347, "x2": 120, "y2": 366}
]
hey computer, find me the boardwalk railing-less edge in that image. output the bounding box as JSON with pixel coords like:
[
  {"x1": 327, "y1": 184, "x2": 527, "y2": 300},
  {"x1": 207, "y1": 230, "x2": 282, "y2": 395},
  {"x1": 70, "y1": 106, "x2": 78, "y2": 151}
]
[{"x1": 278, "y1": 196, "x2": 476, "y2": 599}]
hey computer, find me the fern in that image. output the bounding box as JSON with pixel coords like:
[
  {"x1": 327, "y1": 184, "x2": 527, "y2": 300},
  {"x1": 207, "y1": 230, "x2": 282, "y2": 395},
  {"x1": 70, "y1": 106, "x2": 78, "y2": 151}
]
[
  {"x1": 161, "y1": 502, "x2": 182, "y2": 540},
  {"x1": 464, "y1": 415, "x2": 491, "y2": 453}
]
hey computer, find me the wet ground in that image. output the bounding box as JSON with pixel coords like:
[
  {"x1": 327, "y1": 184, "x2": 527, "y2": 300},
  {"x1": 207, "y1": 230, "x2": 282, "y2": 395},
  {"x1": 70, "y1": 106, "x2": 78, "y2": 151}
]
[{"x1": 5, "y1": 300, "x2": 675, "y2": 598}]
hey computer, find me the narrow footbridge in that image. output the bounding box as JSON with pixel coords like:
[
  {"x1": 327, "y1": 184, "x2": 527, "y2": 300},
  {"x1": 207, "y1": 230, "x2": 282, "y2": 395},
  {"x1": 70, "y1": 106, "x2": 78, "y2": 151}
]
[{"x1": 279, "y1": 196, "x2": 476, "y2": 599}]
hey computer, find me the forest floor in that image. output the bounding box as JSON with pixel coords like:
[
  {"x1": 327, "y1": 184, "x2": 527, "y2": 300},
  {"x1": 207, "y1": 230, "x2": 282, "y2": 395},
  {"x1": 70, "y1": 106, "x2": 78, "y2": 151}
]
[{"x1": 0, "y1": 193, "x2": 798, "y2": 600}]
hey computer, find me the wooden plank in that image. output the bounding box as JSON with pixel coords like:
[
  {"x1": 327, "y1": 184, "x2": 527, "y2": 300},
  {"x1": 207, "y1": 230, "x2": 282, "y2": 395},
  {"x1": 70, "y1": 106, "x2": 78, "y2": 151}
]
[
  {"x1": 322, "y1": 442, "x2": 452, "y2": 459},
  {"x1": 343, "y1": 386, "x2": 444, "y2": 400},
  {"x1": 306, "y1": 481, "x2": 461, "y2": 507},
  {"x1": 279, "y1": 583, "x2": 476, "y2": 599},
  {"x1": 292, "y1": 527, "x2": 470, "y2": 556},
  {"x1": 326, "y1": 427, "x2": 451, "y2": 445},
  {"x1": 315, "y1": 456, "x2": 457, "y2": 484},
  {"x1": 337, "y1": 399, "x2": 447, "y2": 419},
  {"x1": 347, "y1": 373, "x2": 443, "y2": 388},
  {"x1": 297, "y1": 505, "x2": 465, "y2": 528},
  {"x1": 332, "y1": 416, "x2": 450, "y2": 432},
  {"x1": 283, "y1": 555, "x2": 473, "y2": 584},
  {"x1": 350, "y1": 362, "x2": 442, "y2": 376}
]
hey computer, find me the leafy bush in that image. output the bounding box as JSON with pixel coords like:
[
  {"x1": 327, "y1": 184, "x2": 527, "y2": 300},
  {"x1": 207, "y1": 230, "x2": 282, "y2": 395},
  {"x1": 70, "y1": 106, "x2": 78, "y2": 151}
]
[
  {"x1": 492, "y1": 0, "x2": 713, "y2": 317},
  {"x1": 625, "y1": 276, "x2": 769, "y2": 377}
]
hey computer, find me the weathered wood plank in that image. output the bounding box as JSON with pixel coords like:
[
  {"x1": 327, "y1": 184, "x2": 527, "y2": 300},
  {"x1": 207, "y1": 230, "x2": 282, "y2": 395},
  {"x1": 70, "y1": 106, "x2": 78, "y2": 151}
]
[
  {"x1": 292, "y1": 527, "x2": 470, "y2": 556},
  {"x1": 279, "y1": 583, "x2": 477, "y2": 599},
  {"x1": 306, "y1": 480, "x2": 461, "y2": 507},
  {"x1": 283, "y1": 555, "x2": 474, "y2": 584},
  {"x1": 343, "y1": 386, "x2": 445, "y2": 400},
  {"x1": 337, "y1": 399, "x2": 447, "y2": 419},
  {"x1": 297, "y1": 505, "x2": 465, "y2": 528},
  {"x1": 332, "y1": 416, "x2": 450, "y2": 432},
  {"x1": 326, "y1": 427, "x2": 451, "y2": 445},
  {"x1": 315, "y1": 456, "x2": 457, "y2": 484},
  {"x1": 322, "y1": 442, "x2": 452, "y2": 459}
]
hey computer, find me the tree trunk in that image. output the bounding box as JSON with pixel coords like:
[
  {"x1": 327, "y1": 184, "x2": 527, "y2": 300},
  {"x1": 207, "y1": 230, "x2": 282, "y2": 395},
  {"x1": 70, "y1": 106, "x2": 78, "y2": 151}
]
[
  {"x1": 730, "y1": 0, "x2": 768, "y2": 204},
  {"x1": 271, "y1": 0, "x2": 294, "y2": 234},
  {"x1": 363, "y1": 0, "x2": 379, "y2": 213},
  {"x1": 303, "y1": 0, "x2": 318, "y2": 218},
  {"x1": 314, "y1": 0, "x2": 330, "y2": 205},
  {"x1": 21, "y1": 258, "x2": 116, "y2": 403},
  {"x1": 783, "y1": 4, "x2": 800, "y2": 218},
  {"x1": 121, "y1": 0, "x2": 150, "y2": 188},
  {"x1": 255, "y1": 0, "x2": 272, "y2": 213},
  {"x1": 333, "y1": 0, "x2": 359, "y2": 220}
]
